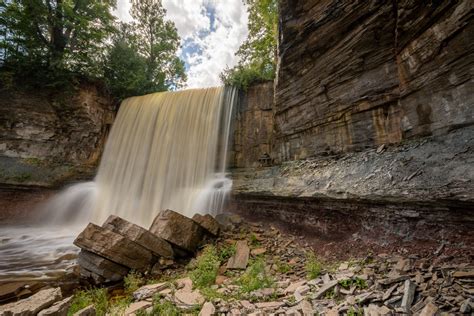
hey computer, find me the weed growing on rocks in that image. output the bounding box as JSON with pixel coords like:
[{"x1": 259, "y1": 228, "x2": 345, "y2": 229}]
[
  {"x1": 218, "y1": 243, "x2": 236, "y2": 261},
  {"x1": 67, "y1": 288, "x2": 108, "y2": 316},
  {"x1": 305, "y1": 252, "x2": 322, "y2": 279},
  {"x1": 237, "y1": 258, "x2": 273, "y2": 293},
  {"x1": 124, "y1": 271, "x2": 145, "y2": 294},
  {"x1": 190, "y1": 245, "x2": 220, "y2": 288}
]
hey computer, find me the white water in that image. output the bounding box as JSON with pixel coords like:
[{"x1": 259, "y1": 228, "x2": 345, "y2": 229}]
[{"x1": 0, "y1": 86, "x2": 236, "y2": 280}]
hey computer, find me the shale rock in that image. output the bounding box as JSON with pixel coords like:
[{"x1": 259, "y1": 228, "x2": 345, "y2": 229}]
[
  {"x1": 0, "y1": 287, "x2": 62, "y2": 316},
  {"x1": 226, "y1": 240, "x2": 250, "y2": 269},
  {"x1": 77, "y1": 250, "x2": 129, "y2": 282},
  {"x1": 103, "y1": 215, "x2": 174, "y2": 258},
  {"x1": 74, "y1": 223, "x2": 153, "y2": 271},
  {"x1": 73, "y1": 305, "x2": 95, "y2": 316},
  {"x1": 37, "y1": 296, "x2": 73, "y2": 316},
  {"x1": 192, "y1": 213, "x2": 220, "y2": 237},
  {"x1": 149, "y1": 210, "x2": 205, "y2": 253}
]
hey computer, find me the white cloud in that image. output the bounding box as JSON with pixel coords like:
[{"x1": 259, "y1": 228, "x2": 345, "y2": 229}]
[{"x1": 114, "y1": 0, "x2": 248, "y2": 88}]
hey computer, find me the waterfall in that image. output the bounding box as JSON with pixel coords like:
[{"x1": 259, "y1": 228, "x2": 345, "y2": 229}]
[{"x1": 91, "y1": 86, "x2": 236, "y2": 225}]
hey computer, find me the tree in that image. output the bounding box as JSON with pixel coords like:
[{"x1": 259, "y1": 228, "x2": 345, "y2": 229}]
[
  {"x1": 104, "y1": 23, "x2": 148, "y2": 99},
  {"x1": 129, "y1": 0, "x2": 186, "y2": 92},
  {"x1": 0, "y1": 0, "x2": 116, "y2": 78},
  {"x1": 221, "y1": 0, "x2": 278, "y2": 89}
]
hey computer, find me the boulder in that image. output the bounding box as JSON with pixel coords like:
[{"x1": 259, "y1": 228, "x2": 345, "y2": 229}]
[
  {"x1": 0, "y1": 287, "x2": 62, "y2": 316},
  {"x1": 77, "y1": 250, "x2": 129, "y2": 282},
  {"x1": 149, "y1": 210, "x2": 205, "y2": 253},
  {"x1": 74, "y1": 223, "x2": 154, "y2": 271},
  {"x1": 38, "y1": 296, "x2": 73, "y2": 316},
  {"x1": 226, "y1": 241, "x2": 250, "y2": 270},
  {"x1": 103, "y1": 215, "x2": 174, "y2": 258},
  {"x1": 192, "y1": 214, "x2": 220, "y2": 236}
]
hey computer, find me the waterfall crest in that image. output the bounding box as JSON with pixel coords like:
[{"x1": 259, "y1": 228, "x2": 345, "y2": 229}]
[{"x1": 92, "y1": 86, "x2": 236, "y2": 225}]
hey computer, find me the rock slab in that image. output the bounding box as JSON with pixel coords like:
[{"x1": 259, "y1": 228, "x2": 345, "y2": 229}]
[
  {"x1": 103, "y1": 215, "x2": 174, "y2": 258},
  {"x1": 149, "y1": 209, "x2": 205, "y2": 253},
  {"x1": 77, "y1": 250, "x2": 130, "y2": 282},
  {"x1": 226, "y1": 240, "x2": 250, "y2": 269},
  {"x1": 0, "y1": 287, "x2": 62, "y2": 316},
  {"x1": 74, "y1": 223, "x2": 153, "y2": 271},
  {"x1": 192, "y1": 214, "x2": 220, "y2": 236}
]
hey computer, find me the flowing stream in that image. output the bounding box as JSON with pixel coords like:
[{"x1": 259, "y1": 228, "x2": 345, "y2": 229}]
[{"x1": 0, "y1": 86, "x2": 237, "y2": 281}]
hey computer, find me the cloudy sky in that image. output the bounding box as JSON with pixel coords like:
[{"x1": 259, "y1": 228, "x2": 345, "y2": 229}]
[{"x1": 115, "y1": 0, "x2": 249, "y2": 88}]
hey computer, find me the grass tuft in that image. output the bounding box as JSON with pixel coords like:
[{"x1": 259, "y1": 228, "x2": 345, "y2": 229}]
[
  {"x1": 305, "y1": 252, "x2": 322, "y2": 280},
  {"x1": 124, "y1": 271, "x2": 145, "y2": 294},
  {"x1": 237, "y1": 258, "x2": 273, "y2": 293},
  {"x1": 67, "y1": 288, "x2": 108, "y2": 316},
  {"x1": 190, "y1": 245, "x2": 220, "y2": 288}
]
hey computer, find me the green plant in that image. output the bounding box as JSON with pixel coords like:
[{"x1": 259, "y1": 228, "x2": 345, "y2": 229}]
[
  {"x1": 124, "y1": 271, "x2": 145, "y2": 294},
  {"x1": 218, "y1": 243, "x2": 236, "y2": 262},
  {"x1": 305, "y1": 252, "x2": 322, "y2": 280},
  {"x1": 338, "y1": 277, "x2": 367, "y2": 290},
  {"x1": 108, "y1": 295, "x2": 132, "y2": 316},
  {"x1": 147, "y1": 298, "x2": 181, "y2": 316},
  {"x1": 237, "y1": 258, "x2": 273, "y2": 293},
  {"x1": 276, "y1": 261, "x2": 292, "y2": 274},
  {"x1": 67, "y1": 288, "x2": 108, "y2": 316},
  {"x1": 249, "y1": 233, "x2": 260, "y2": 246},
  {"x1": 190, "y1": 245, "x2": 220, "y2": 288},
  {"x1": 347, "y1": 307, "x2": 363, "y2": 316}
]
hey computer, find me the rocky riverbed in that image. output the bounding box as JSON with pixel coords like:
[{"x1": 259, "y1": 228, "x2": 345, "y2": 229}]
[{"x1": 1, "y1": 211, "x2": 473, "y2": 315}]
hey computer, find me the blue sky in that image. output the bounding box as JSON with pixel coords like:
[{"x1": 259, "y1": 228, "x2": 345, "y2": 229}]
[{"x1": 115, "y1": 0, "x2": 249, "y2": 88}]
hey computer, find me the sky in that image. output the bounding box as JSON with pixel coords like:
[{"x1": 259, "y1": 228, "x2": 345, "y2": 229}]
[{"x1": 115, "y1": 0, "x2": 249, "y2": 88}]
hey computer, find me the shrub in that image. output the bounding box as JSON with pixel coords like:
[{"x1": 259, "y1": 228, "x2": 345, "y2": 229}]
[
  {"x1": 190, "y1": 245, "x2": 220, "y2": 288},
  {"x1": 305, "y1": 252, "x2": 322, "y2": 280}
]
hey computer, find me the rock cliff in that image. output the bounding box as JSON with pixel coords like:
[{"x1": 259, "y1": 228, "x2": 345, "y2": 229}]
[
  {"x1": 274, "y1": 0, "x2": 473, "y2": 161},
  {"x1": 0, "y1": 82, "x2": 115, "y2": 187}
]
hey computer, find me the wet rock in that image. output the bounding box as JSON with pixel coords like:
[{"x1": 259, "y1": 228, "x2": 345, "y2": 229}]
[
  {"x1": 73, "y1": 305, "x2": 95, "y2": 316},
  {"x1": 199, "y1": 302, "x2": 216, "y2": 316},
  {"x1": 133, "y1": 283, "x2": 168, "y2": 301},
  {"x1": 401, "y1": 280, "x2": 416, "y2": 312},
  {"x1": 0, "y1": 287, "x2": 62, "y2": 316},
  {"x1": 419, "y1": 302, "x2": 439, "y2": 316},
  {"x1": 103, "y1": 215, "x2": 174, "y2": 258},
  {"x1": 226, "y1": 240, "x2": 250, "y2": 269},
  {"x1": 77, "y1": 250, "x2": 129, "y2": 282},
  {"x1": 149, "y1": 209, "x2": 205, "y2": 253},
  {"x1": 192, "y1": 214, "x2": 220, "y2": 237},
  {"x1": 124, "y1": 301, "x2": 152, "y2": 315},
  {"x1": 38, "y1": 296, "x2": 72, "y2": 316},
  {"x1": 74, "y1": 223, "x2": 154, "y2": 271}
]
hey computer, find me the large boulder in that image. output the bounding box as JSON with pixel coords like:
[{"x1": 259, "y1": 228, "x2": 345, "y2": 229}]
[
  {"x1": 77, "y1": 250, "x2": 130, "y2": 282},
  {"x1": 149, "y1": 210, "x2": 205, "y2": 253},
  {"x1": 74, "y1": 223, "x2": 154, "y2": 271},
  {"x1": 192, "y1": 214, "x2": 220, "y2": 237},
  {"x1": 103, "y1": 215, "x2": 174, "y2": 258},
  {"x1": 0, "y1": 287, "x2": 62, "y2": 316}
]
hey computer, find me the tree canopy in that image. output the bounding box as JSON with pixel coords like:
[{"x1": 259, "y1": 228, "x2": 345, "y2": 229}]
[
  {"x1": 220, "y1": 0, "x2": 278, "y2": 89},
  {"x1": 0, "y1": 0, "x2": 186, "y2": 99}
]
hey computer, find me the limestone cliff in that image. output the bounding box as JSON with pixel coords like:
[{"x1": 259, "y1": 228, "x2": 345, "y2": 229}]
[
  {"x1": 274, "y1": 0, "x2": 473, "y2": 161},
  {"x1": 0, "y1": 82, "x2": 115, "y2": 187}
]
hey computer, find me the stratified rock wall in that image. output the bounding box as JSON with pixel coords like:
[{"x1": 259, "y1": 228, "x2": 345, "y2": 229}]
[
  {"x1": 231, "y1": 81, "x2": 274, "y2": 168},
  {"x1": 274, "y1": 0, "x2": 473, "y2": 162},
  {"x1": 0, "y1": 82, "x2": 115, "y2": 186}
]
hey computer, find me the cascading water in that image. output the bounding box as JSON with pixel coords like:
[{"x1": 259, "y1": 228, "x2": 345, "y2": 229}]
[{"x1": 0, "y1": 86, "x2": 237, "y2": 280}]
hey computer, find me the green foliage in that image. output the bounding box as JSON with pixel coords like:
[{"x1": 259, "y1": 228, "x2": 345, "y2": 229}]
[
  {"x1": 124, "y1": 271, "x2": 145, "y2": 294},
  {"x1": 143, "y1": 298, "x2": 181, "y2": 316},
  {"x1": 218, "y1": 243, "x2": 236, "y2": 262},
  {"x1": 276, "y1": 261, "x2": 292, "y2": 274},
  {"x1": 237, "y1": 258, "x2": 273, "y2": 293},
  {"x1": 190, "y1": 245, "x2": 220, "y2": 288},
  {"x1": 339, "y1": 277, "x2": 367, "y2": 290},
  {"x1": 305, "y1": 252, "x2": 322, "y2": 280},
  {"x1": 249, "y1": 233, "x2": 260, "y2": 246},
  {"x1": 221, "y1": 0, "x2": 277, "y2": 89},
  {"x1": 347, "y1": 307, "x2": 364, "y2": 316},
  {"x1": 1, "y1": 0, "x2": 116, "y2": 82},
  {"x1": 67, "y1": 288, "x2": 108, "y2": 316}
]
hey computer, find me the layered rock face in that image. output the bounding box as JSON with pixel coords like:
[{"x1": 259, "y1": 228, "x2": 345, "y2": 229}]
[
  {"x1": 0, "y1": 82, "x2": 115, "y2": 187},
  {"x1": 231, "y1": 82, "x2": 274, "y2": 168},
  {"x1": 274, "y1": 0, "x2": 473, "y2": 161}
]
